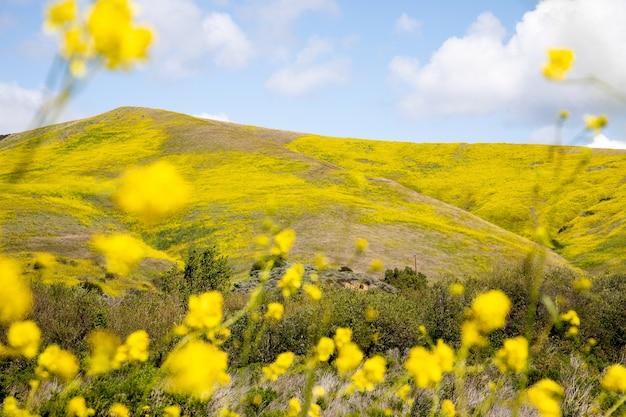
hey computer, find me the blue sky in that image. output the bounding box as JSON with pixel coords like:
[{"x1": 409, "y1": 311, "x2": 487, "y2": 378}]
[{"x1": 1, "y1": 0, "x2": 625, "y2": 148}]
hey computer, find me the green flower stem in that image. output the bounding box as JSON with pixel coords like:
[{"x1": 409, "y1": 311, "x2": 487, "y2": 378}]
[{"x1": 604, "y1": 395, "x2": 626, "y2": 417}]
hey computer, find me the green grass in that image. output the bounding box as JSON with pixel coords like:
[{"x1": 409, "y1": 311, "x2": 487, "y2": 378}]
[{"x1": 0, "y1": 107, "x2": 622, "y2": 289}]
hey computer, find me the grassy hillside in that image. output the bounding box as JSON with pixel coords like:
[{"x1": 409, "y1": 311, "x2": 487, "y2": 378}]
[{"x1": 0, "y1": 107, "x2": 622, "y2": 290}]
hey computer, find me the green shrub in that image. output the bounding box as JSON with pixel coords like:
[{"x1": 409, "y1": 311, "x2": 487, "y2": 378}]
[
  {"x1": 183, "y1": 246, "x2": 232, "y2": 293},
  {"x1": 383, "y1": 267, "x2": 427, "y2": 291}
]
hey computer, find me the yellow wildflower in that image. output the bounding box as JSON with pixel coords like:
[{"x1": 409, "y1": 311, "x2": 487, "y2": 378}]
[
  {"x1": 355, "y1": 238, "x2": 369, "y2": 253},
  {"x1": 262, "y1": 352, "x2": 295, "y2": 381},
  {"x1": 365, "y1": 306, "x2": 379, "y2": 322},
  {"x1": 308, "y1": 404, "x2": 321, "y2": 417},
  {"x1": 461, "y1": 320, "x2": 487, "y2": 348},
  {"x1": 62, "y1": 27, "x2": 89, "y2": 56},
  {"x1": 36, "y1": 344, "x2": 79, "y2": 380},
  {"x1": 162, "y1": 340, "x2": 230, "y2": 400},
  {"x1": 277, "y1": 263, "x2": 304, "y2": 298},
  {"x1": 114, "y1": 330, "x2": 149, "y2": 365},
  {"x1": 109, "y1": 403, "x2": 130, "y2": 417},
  {"x1": 286, "y1": 398, "x2": 301, "y2": 417},
  {"x1": 572, "y1": 277, "x2": 592, "y2": 291},
  {"x1": 601, "y1": 364, "x2": 626, "y2": 393},
  {"x1": 433, "y1": 339, "x2": 455, "y2": 372},
  {"x1": 315, "y1": 337, "x2": 335, "y2": 362},
  {"x1": 405, "y1": 346, "x2": 443, "y2": 388},
  {"x1": 314, "y1": 253, "x2": 329, "y2": 270},
  {"x1": 114, "y1": 161, "x2": 191, "y2": 220},
  {"x1": 0, "y1": 256, "x2": 32, "y2": 324},
  {"x1": 34, "y1": 252, "x2": 56, "y2": 269},
  {"x1": 526, "y1": 379, "x2": 563, "y2": 417},
  {"x1": 470, "y1": 290, "x2": 511, "y2": 333},
  {"x1": 351, "y1": 355, "x2": 386, "y2": 392},
  {"x1": 584, "y1": 114, "x2": 609, "y2": 132},
  {"x1": 441, "y1": 399, "x2": 456, "y2": 417},
  {"x1": 334, "y1": 327, "x2": 352, "y2": 349},
  {"x1": 312, "y1": 385, "x2": 326, "y2": 398},
  {"x1": 559, "y1": 110, "x2": 570, "y2": 120},
  {"x1": 67, "y1": 396, "x2": 95, "y2": 417},
  {"x1": 7, "y1": 320, "x2": 41, "y2": 359},
  {"x1": 303, "y1": 284, "x2": 322, "y2": 301},
  {"x1": 542, "y1": 48, "x2": 574, "y2": 80},
  {"x1": 494, "y1": 336, "x2": 528, "y2": 374},
  {"x1": 218, "y1": 409, "x2": 240, "y2": 417},
  {"x1": 272, "y1": 229, "x2": 296, "y2": 255},
  {"x1": 184, "y1": 291, "x2": 224, "y2": 330},
  {"x1": 87, "y1": 330, "x2": 121, "y2": 375},
  {"x1": 91, "y1": 233, "x2": 150, "y2": 276},
  {"x1": 448, "y1": 282, "x2": 464, "y2": 296},
  {"x1": 368, "y1": 258, "x2": 384, "y2": 272},
  {"x1": 560, "y1": 310, "x2": 580, "y2": 327},
  {"x1": 396, "y1": 384, "x2": 412, "y2": 403},
  {"x1": 335, "y1": 342, "x2": 363, "y2": 376},
  {"x1": 265, "y1": 302, "x2": 284, "y2": 321},
  {"x1": 163, "y1": 405, "x2": 181, "y2": 417},
  {"x1": 46, "y1": 0, "x2": 77, "y2": 30},
  {"x1": 2, "y1": 396, "x2": 38, "y2": 417}
]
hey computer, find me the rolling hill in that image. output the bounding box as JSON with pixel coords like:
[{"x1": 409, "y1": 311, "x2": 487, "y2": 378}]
[{"x1": 0, "y1": 107, "x2": 623, "y2": 290}]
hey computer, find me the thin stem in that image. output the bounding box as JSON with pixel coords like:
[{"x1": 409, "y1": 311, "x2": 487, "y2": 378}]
[{"x1": 604, "y1": 395, "x2": 626, "y2": 417}]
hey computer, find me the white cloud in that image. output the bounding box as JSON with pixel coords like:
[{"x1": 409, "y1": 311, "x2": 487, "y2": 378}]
[
  {"x1": 0, "y1": 82, "x2": 43, "y2": 133},
  {"x1": 389, "y1": 0, "x2": 626, "y2": 121},
  {"x1": 203, "y1": 12, "x2": 252, "y2": 68},
  {"x1": 266, "y1": 37, "x2": 350, "y2": 96},
  {"x1": 194, "y1": 112, "x2": 231, "y2": 122},
  {"x1": 135, "y1": 0, "x2": 251, "y2": 76},
  {"x1": 587, "y1": 134, "x2": 626, "y2": 150},
  {"x1": 395, "y1": 13, "x2": 421, "y2": 35}
]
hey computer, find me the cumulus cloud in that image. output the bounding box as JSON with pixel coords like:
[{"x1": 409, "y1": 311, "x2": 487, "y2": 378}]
[
  {"x1": 587, "y1": 134, "x2": 626, "y2": 150},
  {"x1": 0, "y1": 82, "x2": 43, "y2": 134},
  {"x1": 265, "y1": 37, "x2": 350, "y2": 96},
  {"x1": 389, "y1": 0, "x2": 626, "y2": 121},
  {"x1": 194, "y1": 112, "x2": 231, "y2": 122},
  {"x1": 135, "y1": 0, "x2": 251, "y2": 76},
  {"x1": 395, "y1": 13, "x2": 421, "y2": 35}
]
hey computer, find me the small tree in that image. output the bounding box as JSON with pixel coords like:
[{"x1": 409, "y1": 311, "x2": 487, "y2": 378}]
[
  {"x1": 183, "y1": 246, "x2": 232, "y2": 293},
  {"x1": 383, "y1": 266, "x2": 427, "y2": 291}
]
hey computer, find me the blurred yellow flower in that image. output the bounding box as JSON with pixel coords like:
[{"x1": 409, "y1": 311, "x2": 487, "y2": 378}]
[
  {"x1": 405, "y1": 341, "x2": 453, "y2": 389},
  {"x1": 2, "y1": 396, "x2": 38, "y2": 417},
  {"x1": 162, "y1": 340, "x2": 230, "y2": 400},
  {"x1": 272, "y1": 229, "x2": 296, "y2": 255},
  {"x1": 584, "y1": 114, "x2": 609, "y2": 132},
  {"x1": 286, "y1": 398, "x2": 301, "y2": 417},
  {"x1": 109, "y1": 403, "x2": 130, "y2": 417},
  {"x1": 87, "y1": 330, "x2": 121, "y2": 375},
  {"x1": 0, "y1": 256, "x2": 32, "y2": 324},
  {"x1": 542, "y1": 48, "x2": 574, "y2": 80},
  {"x1": 36, "y1": 344, "x2": 79, "y2": 381},
  {"x1": 558, "y1": 110, "x2": 570, "y2": 120},
  {"x1": 601, "y1": 364, "x2": 626, "y2": 393},
  {"x1": 314, "y1": 253, "x2": 329, "y2": 270},
  {"x1": 262, "y1": 351, "x2": 295, "y2": 381},
  {"x1": 368, "y1": 258, "x2": 384, "y2": 272},
  {"x1": 7, "y1": 320, "x2": 41, "y2": 359},
  {"x1": 91, "y1": 233, "x2": 162, "y2": 276},
  {"x1": 67, "y1": 396, "x2": 95, "y2": 417},
  {"x1": 560, "y1": 310, "x2": 580, "y2": 327},
  {"x1": 470, "y1": 290, "x2": 511, "y2": 333},
  {"x1": 351, "y1": 355, "x2": 386, "y2": 392},
  {"x1": 526, "y1": 379, "x2": 563, "y2": 417},
  {"x1": 461, "y1": 320, "x2": 487, "y2": 348},
  {"x1": 265, "y1": 302, "x2": 284, "y2": 321},
  {"x1": 334, "y1": 327, "x2": 352, "y2": 349},
  {"x1": 433, "y1": 339, "x2": 455, "y2": 372},
  {"x1": 114, "y1": 161, "x2": 191, "y2": 221},
  {"x1": 396, "y1": 383, "x2": 412, "y2": 403},
  {"x1": 312, "y1": 385, "x2": 326, "y2": 398},
  {"x1": 278, "y1": 263, "x2": 304, "y2": 298},
  {"x1": 114, "y1": 330, "x2": 149, "y2": 365},
  {"x1": 184, "y1": 291, "x2": 223, "y2": 330},
  {"x1": 441, "y1": 399, "x2": 456, "y2": 417},
  {"x1": 308, "y1": 403, "x2": 321, "y2": 417},
  {"x1": 365, "y1": 306, "x2": 379, "y2": 322},
  {"x1": 494, "y1": 336, "x2": 528, "y2": 374},
  {"x1": 46, "y1": 0, "x2": 77, "y2": 30},
  {"x1": 163, "y1": 405, "x2": 181, "y2": 417},
  {"x1": 218, "y1": 409, "x2": 240, "y2": 417},
  {"x1": 572, "y1": 277, "x2": 592, "y2": 291},
  {"x1": 303, "y1": 283, "x2": 322, "y2": 301},
  {"x1": 448, "y1": 282, "x2": 464, "y2": 296},
  {"x1": 315, "y1": 337, "x2": 335, "y2": 362},
  {"x1": 335, "y1": 342, "x2": 363, "y2": 376},
  {"x1": 355, "y1": 238, "x2": 369, "y2": 253}
]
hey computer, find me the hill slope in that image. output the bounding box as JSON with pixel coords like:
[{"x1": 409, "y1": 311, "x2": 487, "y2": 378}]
[{"x1": 0, "y1": 107, "x2": 621, "y2": 289}]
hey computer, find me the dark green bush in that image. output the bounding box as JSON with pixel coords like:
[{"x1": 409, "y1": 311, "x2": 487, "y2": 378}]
[
  {"x1": 184, "y1": 246, "x2": 232, "y2": 293},
  {"x1": 383, "y1": 267, "x2": 427, "y2": 291}
]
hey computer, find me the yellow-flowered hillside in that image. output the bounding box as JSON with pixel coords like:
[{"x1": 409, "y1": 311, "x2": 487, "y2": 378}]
[{"x1": 0, "y1": 107, "x2": 623, "y2": 290}]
